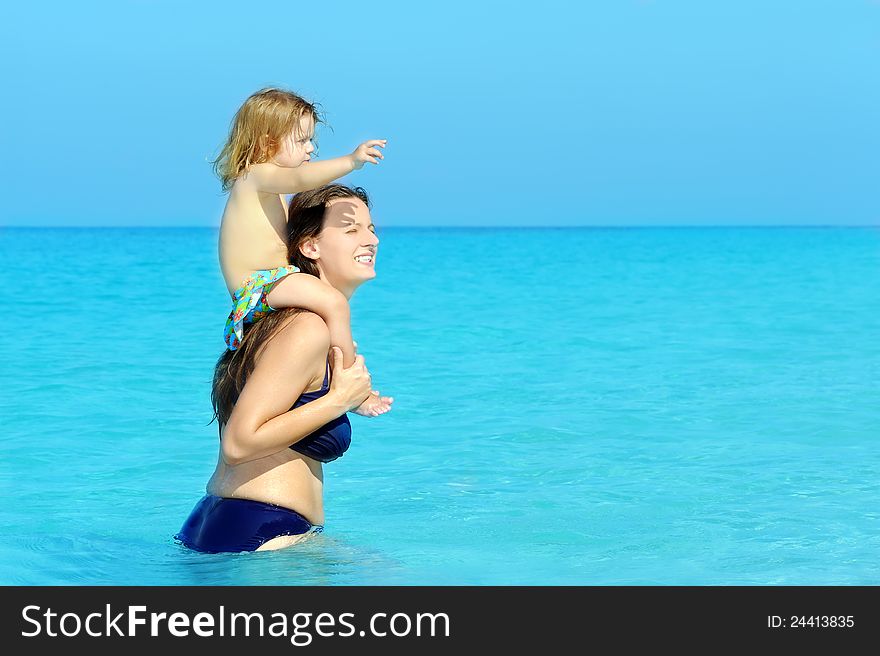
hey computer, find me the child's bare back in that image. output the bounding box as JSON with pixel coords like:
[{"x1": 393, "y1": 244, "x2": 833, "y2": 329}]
[{"x1": 219, "y1": 179, "x2": 290, "y2": 294}]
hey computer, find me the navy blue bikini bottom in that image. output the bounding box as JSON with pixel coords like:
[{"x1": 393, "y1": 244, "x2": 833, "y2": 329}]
[{"x1": 174, "y1": 495, "x2": 322, "y2": 554}]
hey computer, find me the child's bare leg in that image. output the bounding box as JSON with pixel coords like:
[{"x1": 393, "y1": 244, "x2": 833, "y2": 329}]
[
  {"x1": 266, "y1": 274, "x2": 356, "y2": 364},
  {"x1": 356, "y1": 390, "x2": 394, "y2": 417},
  {"x1": 266, "y1": 274, "x2": 393, "y2": 417}
]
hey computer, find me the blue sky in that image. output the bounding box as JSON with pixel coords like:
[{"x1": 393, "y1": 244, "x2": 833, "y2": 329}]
[{"x1": 1, "y1": 0, "x2": 877, "y2": 227}]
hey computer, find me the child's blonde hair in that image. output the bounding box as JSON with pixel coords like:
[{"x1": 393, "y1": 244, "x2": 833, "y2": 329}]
[{"x1": 212, "y1": 87, "x2": 322, "y2": 191}]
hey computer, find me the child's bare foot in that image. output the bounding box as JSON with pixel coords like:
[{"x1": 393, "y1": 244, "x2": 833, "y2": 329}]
[{"x1": 353, "y1": 391, "x2": 394, "y2": 417}]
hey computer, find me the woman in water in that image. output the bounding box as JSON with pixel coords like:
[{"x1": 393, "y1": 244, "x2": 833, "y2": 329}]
[{"x1": 176, "y1": 184, "x2": 389, "y2": 553}]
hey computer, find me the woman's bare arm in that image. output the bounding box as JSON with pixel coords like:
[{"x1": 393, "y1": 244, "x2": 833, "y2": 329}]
[{"x1": 221, "y1": 313, "x2": 346, "y2": 465}]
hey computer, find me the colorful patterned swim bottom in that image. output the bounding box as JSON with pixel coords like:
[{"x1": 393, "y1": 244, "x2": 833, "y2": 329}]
[{"x1": 224, "y1": 265, "x2": 300, "y2": 350}]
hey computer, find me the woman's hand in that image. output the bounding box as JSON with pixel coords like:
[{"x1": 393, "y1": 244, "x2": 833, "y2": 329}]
[
  {"x1": 347, "y1": 340, "x2": 394, "y2": 417},
  {"x1": 328, "y1": 346, "x2": 373, "y2": 411}
]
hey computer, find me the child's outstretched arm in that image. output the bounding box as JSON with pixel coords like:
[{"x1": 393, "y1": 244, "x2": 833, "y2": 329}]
[{"x1": 246, "y1": 140, "x2": 386, "y2": 194}]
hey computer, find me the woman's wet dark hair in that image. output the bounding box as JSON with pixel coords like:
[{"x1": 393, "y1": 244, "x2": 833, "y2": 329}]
[{"x1": 210, "y1": 184, "x2": 371, "y2": 430}]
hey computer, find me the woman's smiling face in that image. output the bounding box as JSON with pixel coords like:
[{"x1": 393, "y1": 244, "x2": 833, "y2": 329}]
[{"x1": 307, "y1": 196, "x2": 379, "y2": 292}]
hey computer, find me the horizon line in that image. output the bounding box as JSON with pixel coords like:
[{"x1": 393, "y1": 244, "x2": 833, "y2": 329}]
[
  {"x1": 2, "y1": 224, "x2": 878, "y2": 230},
  {"x1": 0, "y1": 223, "x2": 880, "y2": 232}
]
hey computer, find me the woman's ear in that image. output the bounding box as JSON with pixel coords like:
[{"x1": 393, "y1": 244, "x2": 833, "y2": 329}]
[{"x1": 299, "y1": 239, "x2": 320, "y2": 260}]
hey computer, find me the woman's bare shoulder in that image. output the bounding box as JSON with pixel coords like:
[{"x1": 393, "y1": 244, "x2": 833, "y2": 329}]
[
  {"x1": 245, "y1": 312, "x2": 330, "y2": 396},
  {"x1": 264, "y1": 311, "x2": 330, "y2": 358}
]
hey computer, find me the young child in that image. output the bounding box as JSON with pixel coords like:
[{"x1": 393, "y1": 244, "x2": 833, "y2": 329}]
[{"x1": 213, "y1": 87, "x2": 392, "y2": 417}]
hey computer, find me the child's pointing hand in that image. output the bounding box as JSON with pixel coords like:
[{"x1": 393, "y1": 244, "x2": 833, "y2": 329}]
[{"x1": 351, "y1": 139, "x2": 386, "y2": 170}]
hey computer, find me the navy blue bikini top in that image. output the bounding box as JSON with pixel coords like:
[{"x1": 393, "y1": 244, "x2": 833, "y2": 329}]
[{"x1": 288, "y1": 358, "x2": 352, "y2": 463}]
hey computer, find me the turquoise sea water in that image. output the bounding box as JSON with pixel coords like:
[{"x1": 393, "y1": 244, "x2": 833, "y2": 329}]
[{"x1": 1, "y1": 226, "x2": 878, "y2": 585}]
